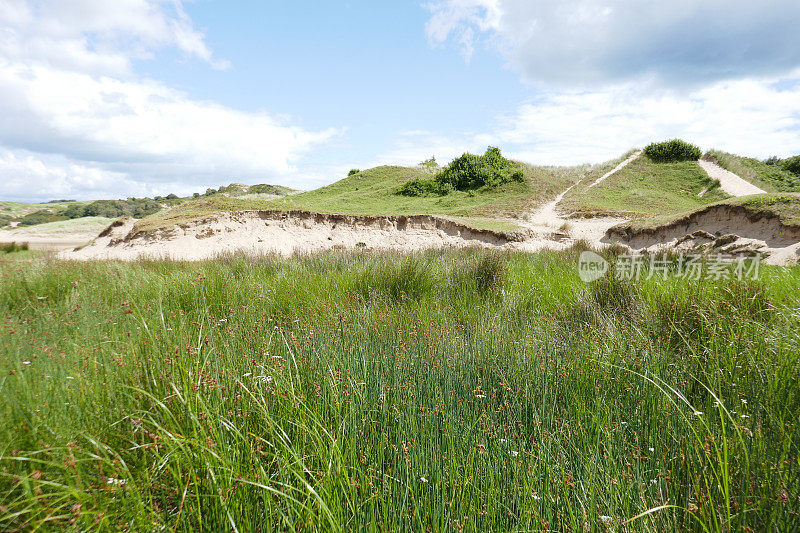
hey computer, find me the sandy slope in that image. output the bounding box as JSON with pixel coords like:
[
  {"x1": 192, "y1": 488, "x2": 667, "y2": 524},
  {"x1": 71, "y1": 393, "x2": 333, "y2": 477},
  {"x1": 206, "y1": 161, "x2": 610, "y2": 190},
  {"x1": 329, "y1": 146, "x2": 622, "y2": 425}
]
[
  {"x1": 61, "y1": 212, "x2": 524, "y2": 261},
  {"x1": 698, "y1": 159, "x2": 766, "y2": 196},
  {"x1": 605, "y1": 203, "x2": 800, "y2": 264}
]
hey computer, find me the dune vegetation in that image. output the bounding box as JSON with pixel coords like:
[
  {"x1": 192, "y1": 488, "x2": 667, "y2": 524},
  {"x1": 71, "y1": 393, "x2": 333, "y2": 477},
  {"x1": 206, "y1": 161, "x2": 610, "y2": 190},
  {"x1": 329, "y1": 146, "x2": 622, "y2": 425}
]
[
  {"x1": 559, "y1": 156, "x2": 729, "y2": 218},
  {"x1": 705, "y1": 151, "x2": 800, "y2": 193},
  {"x1": 1, "y1": 249, "x2": 798, "y2": 531}
]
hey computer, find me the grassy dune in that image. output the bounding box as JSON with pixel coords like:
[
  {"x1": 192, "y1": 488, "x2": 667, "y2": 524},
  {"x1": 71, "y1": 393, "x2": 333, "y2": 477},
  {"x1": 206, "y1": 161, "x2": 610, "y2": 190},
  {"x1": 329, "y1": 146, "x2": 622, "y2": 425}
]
[
  {"x1": 560, "y1": 157, "x2": 729, "y2": 217},
  {"x1": 610, "y1": 193, "x2": 800, "y2": 232},
  {"x1": 1, "y1": 250, "x2": 798, "y2": 531},
  {"x1": 707, "y1": 151, "x2": 800, "y2": 193},
  {"x1": 262, "y1": 165, "x2": 570, "y2": 220}
]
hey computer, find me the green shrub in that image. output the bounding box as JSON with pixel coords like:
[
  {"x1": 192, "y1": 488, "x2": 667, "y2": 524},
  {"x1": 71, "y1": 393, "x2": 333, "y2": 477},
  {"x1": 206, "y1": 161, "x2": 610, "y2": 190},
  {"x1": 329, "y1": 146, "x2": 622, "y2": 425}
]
[
  {"x1": 396, "y1": 147, "x2": 523, "y2": 197},
  {"x1": 435, "y1": 146, "x2": 524, "y2": 191},
  {"x1": 348, "y1": 169, "x2": 361, "y2": 176},
  {"x1": 17, "y1": 210, "x2": 68, "y2": 227},
  {"x1": 246, "y1": 184, "x2": 281, "y2": 195},
  {"x1": 781, "y1": 156, "x2": 800, "y2": 175},
  {"x1": 395, "y1": 178, "x2": 452, "y2": 197},
  {"x1": 0, "y1": 241, "x2": 29, "y2": 253},
  {"x1": 644, "y1": 139, "x2": 702, "y2": 163},
  {"x1": 419, "y1": 157, "x2": 439, "y2": 171}
]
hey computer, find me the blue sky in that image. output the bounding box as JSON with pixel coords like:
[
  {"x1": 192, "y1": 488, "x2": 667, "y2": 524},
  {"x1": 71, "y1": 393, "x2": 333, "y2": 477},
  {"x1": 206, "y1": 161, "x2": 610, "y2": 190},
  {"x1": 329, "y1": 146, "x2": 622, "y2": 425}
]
[{"x1": 1, "y1": 0, "x2": 799, "y2": 201}]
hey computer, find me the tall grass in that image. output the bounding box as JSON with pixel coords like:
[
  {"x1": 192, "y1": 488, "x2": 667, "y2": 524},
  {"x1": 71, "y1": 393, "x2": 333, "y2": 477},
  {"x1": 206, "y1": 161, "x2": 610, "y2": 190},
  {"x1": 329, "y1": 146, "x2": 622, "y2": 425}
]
[{"x1": 0, "y1": 250, "x2": 798, "y2": 531}]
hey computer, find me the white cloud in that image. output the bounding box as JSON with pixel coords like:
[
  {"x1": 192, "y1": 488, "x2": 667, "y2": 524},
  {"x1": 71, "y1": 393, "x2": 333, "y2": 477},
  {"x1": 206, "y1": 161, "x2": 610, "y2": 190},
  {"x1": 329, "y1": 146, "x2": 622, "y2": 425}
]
[
  {"x1": 426, "y1": 0, "x2": 800, "y2": 87},
  {"x1": 0, "y1": 0, "x2": 230, "y2": 75},
  {"x1": 0, "y1": 0, "x2": 340, "y2": 201},
  {"x1": 381, "y1": 76, "x2": 800, "y2": 166}
]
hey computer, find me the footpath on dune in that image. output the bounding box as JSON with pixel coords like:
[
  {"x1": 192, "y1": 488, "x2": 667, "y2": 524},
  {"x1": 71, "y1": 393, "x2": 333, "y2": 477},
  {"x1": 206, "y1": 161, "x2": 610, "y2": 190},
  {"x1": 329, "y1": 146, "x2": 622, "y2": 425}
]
[{"x1": 698, "y1": 157, "x2": 766, "y2": 196}]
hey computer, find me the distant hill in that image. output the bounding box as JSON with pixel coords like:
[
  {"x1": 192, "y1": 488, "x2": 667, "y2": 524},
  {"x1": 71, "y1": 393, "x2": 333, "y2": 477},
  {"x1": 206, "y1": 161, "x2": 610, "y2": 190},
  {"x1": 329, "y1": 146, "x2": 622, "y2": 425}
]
[{"x1": 0, "y1": 182, "x2": 297, "y2": 230}]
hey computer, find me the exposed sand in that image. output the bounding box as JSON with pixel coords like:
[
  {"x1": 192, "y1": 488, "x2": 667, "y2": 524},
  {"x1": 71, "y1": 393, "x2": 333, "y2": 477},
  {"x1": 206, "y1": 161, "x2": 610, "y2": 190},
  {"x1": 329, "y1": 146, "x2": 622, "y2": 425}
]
[
  {"x1": 61, "y1": 212, "x2": 529, "y2": 261},
  {"x1": 1, "y1": 217, "x2": 111, "y2": 250},
  {"x1": 605, "y1": 204, "x2": 800, "y2": 264},
  {"x1": 698, "y1": 158, "x2": 766, "y2": 196},
  {"x1": 515, "y1": 182, "x2": 628, "y2": 251}
]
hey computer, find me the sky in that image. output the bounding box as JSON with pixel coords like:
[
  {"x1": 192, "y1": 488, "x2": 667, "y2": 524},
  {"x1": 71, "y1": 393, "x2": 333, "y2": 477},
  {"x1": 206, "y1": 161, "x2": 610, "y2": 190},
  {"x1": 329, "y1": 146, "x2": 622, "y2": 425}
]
[{"x1": 1, "y1": 0, "x2": 799, "y2": 202}]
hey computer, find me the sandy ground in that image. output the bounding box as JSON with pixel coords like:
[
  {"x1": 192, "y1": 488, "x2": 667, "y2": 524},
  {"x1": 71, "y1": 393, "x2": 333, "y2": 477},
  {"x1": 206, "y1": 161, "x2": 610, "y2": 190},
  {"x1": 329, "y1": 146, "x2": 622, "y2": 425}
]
[
  {"x1": 605, "y1": 204, "x2": 800, "y2": 264},
  {"x1": 61, "y1": 212, "x2": 521, "y2": 261},
  {"x1": 698, "y1": 159, "x2": 766, "y2": 196},
  {"x1": 512, "y1": 182, "x2": 628, "y2": 252},
  {"x1": 1, "y1": 218, "x2": 110, "y2": 250},
  {"x1": 587, "y1": 151, "x2": 642, "y2": 189}
]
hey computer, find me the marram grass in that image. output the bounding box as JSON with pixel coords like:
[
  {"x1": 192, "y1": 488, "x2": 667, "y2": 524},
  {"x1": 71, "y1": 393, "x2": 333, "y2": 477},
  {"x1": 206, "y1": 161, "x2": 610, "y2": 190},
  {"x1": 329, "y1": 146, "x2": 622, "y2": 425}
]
[{"x1": 0, "y1": 249, "x2": 798, "y2": 531}]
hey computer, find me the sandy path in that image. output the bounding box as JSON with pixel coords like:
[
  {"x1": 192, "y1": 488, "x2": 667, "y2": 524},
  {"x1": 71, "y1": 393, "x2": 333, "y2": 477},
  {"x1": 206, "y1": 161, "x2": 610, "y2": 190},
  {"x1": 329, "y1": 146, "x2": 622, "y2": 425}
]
[
  {"x1": 518, "y1": 180, "x2": 628, "y2": 249},
  {"x1": 698, "y1": 159, "x2": 765, "y2": 196},
  {"x1": 586, "y1": 151, "x2": 642, "y2": 189}
]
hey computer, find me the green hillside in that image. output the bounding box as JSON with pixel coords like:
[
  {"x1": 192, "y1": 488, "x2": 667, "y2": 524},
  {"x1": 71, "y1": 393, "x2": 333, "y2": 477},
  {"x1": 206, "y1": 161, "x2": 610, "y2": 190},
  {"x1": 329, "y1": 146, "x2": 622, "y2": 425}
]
[
  {"x1": 264, "y1": 164, "x2": 584, "y2": 220},
  {"x1": 559, "y1": 156, "x2": 729, "y2": 217},
  {"x1": 706, "y1": 150, "x2": 800, "y2": 192}
]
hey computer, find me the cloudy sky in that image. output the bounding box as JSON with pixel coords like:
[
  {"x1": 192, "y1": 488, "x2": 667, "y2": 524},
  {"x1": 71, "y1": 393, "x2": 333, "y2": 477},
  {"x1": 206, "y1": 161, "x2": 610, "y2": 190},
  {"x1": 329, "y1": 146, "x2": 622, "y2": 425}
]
[{"x1": 1, "y1": 0, "x2": 799, "y2": 201}]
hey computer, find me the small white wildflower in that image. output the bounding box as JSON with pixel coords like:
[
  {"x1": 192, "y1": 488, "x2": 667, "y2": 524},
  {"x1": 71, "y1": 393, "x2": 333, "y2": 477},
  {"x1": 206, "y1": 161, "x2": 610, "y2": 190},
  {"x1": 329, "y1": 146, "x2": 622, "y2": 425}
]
[
  {"x1": 475, "y1": 394, "x2": 486, "y2": 399},
  {"x1": 693, "y1": 411, "x2": 703, "y2": 416},
  {"x1": 510, "y1": 451, "x2": 519, "y2": 457},
  {"x1": 22, "y1": 361, "x2": 31, "y2": 365},
  {"x1": 420, "y1": 477, "x2": 428, "y2": 483},
  {"x1": 741, "y1": 414, "x2": 750, "y2": 419},
  {"x1": 620, "y1": 421, "x2": 628, "y2": 426},
  {"x1": 499, "y1": 438, "x2": 507, "y2": 443},
  {"x1": 532, "y1": 494, "x2": 541, "y2": 500},
  {"x1": 256, "y1": 375, "x2": 273, "y2": 383},
  {"x1": 106, "y1": 477, "x2": 127, "y2": 486},
  {"x1": 271, "y1": 355, "x2": 283, "y2": 359},
  {"x1": 242, "y1": 373, "x2": 252, "y2": 377},
  {"x1": 66, "y1": 376, "x2": 75, "y2": 380},
  {"x1": 600, "y1": 515, "x2": 613, "y2": 524},
  {"x1": 741, "y1": 399, "x2": 747, "y2": 404},
  {"x1": 648, "y1": 447, "x2": 655, "y2": 452}
]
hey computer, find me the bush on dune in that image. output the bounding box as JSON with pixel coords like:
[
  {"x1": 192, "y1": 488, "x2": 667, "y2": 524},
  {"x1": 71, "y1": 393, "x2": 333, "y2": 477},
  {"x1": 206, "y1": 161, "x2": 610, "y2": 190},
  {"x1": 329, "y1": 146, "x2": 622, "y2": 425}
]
[
  {"x1": 644, "y1": 139, "x2": 703, "y2": 163},
  {"x1": 781, "y1": 155, "x2": 800, "y2": 175},
  {"x1": 396, "y1": 146, "x2": 524, "y2": 197}
]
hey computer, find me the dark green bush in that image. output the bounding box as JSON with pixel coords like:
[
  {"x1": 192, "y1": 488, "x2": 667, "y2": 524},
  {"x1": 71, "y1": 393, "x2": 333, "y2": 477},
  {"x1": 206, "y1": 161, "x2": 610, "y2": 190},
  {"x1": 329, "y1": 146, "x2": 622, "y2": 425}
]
[
  {"x1": 0, "y1": 241, "x2": 29, "y2": 253},
  {"x1": 396, "y1": 147, "x2": 523, "y2": 197},
  {"x1": 435, "y1": 147, "x2": 524, "y2": 190},
  {"x1": 249, "y1": 184, "x2": 290, "y2": 195},
  {"x1": 781, "y1": 156, "x2": 800, "y2": 175},
  {"x1": 17, "y1": 210, "x2": 68, "y2": 227},
  {"x1": 395, "y1": 178, "x2": 452, "y2": 197},
  {"x1": 348, "y1": 169, "x2": 360, "y2": 176},
  {"x1": 644, "y1": 139, "x2": 702, "y2": 163}
]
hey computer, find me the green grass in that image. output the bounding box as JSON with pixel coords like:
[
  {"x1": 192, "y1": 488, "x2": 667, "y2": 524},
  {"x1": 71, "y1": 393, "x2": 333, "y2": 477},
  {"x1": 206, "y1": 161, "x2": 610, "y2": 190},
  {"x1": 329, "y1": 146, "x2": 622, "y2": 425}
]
[
  {"x1": 263, "y1": 164, "x2": 582, "y2": 220},
  {"x1": 612, "y1": 193, "x2": 800, "y2": 231},
  {"x1": 1, "y1": 249, "x2": 798, "y2": 531},
  {"x1": 0, "y1": 217, "x2": 112, "y2": 236},
  {"x1": 132, "y1": 163, "x2": 591, "y2": 234},
  {"x1": 560, "y1": 157, "x2": 729, "y2": 217},
  {"x1": 707, "y1": 151, "x2": 800, "y2": 192},
  {"x1": 132, "y1": 196, "x2": 282, "y2": 234},
  {"x1": 0, "y1": 200, "x2": 84, "y2": 219}
]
